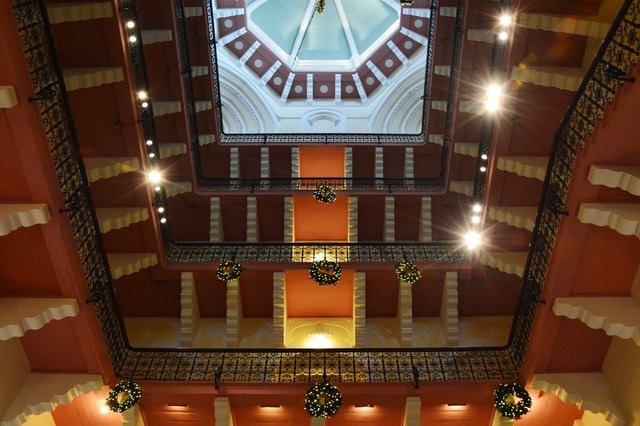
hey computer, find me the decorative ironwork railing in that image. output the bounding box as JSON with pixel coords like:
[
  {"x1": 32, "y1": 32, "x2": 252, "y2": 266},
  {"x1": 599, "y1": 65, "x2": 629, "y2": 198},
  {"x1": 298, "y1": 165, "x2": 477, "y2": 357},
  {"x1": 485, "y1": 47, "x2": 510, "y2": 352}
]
[
  {"x1": 164, "y1": 241, "x2": 468, "y2": 264},
  {"x1": 11, "y1": 0, "x2": 639, "y2": 383}
]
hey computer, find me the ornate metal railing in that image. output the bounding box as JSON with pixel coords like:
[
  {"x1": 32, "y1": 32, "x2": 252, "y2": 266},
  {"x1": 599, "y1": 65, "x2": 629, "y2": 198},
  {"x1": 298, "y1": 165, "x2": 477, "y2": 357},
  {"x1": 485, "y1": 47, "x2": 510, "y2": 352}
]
[
  {"x1": 164, "y1": 241, "x2": 468, "y2": 264},
  {"x1": 12, "y1": 0, "x2": 638, "y2": 383},
  {"x1": 506, "y1": 0, "x2": 639, "y2": 367}
]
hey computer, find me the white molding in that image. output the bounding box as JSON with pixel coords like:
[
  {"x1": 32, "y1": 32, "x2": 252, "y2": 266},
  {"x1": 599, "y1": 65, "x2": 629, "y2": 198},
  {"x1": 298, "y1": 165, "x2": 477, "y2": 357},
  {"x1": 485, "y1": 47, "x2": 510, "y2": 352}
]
[
  {"x1": 348, "y1": 196, "x2": 358, "y2": 243},
  {"x1": 397, "y1": 280, "x2": 413, "y2": 347},
  {"x1": 83, "y1": 157, "x2": 139, "y2": 183},
  {"x1": 553, "y1": 297, "x2": 640, "y2": 345},
  {"x1": 497, "y1": 156, "x2": 548, "y2": 181},
  {"x1": 0, "y1": 204, "x2": 50, "y2": 237},
  {"x1": 95, "y1": 207, "x2": 148, "y2": 233},
  {"x1": 246, "y1": 196, "x2": 259, "y2": 242},
  {"x1": 141, "y1": 29, "x2": 173, "y2": 45},
  {"x1": 291, "y1": 148, "x2": 299, "y2": 178},
  {"x1": 1, "y1": 374, "x2": 102, "y2": 426},
  {"x1": 488, "y1": 206, "x2": 537, "y2": 231},
  {"x1": 284, "y1": 197, "x2": 294, "y2": 242},
  {"x1": 588, "y1": 165, "x2": 640, "y2": 196},
  {"x1": 159, "y1": 143, "x2": 187, "y2": 159},
  {"x1": 46, "y1": 2, "x2": 112, "y2": 24},
  {"x1": 532, "y1": 373, "x2": 625, "y2": 426},
  {"x1": 214, "y1": 397, "x2": 235, "y2": 426},
  {"x1": 165, "y1": 181, "x2": 192, "y2": 198},
  {"x1": 0, "y1": 86, "x2": 18, "y2": 108},
  {"x1": 403, "y1": 397, "x2": 421, "y2": 426},
  {"x1": 0, "y1": 298, "x2": 78, "y2": 341},
  {"x1": 404, "y1": 148, "x2": 414, "y2": 179},
  {"x1": 480, "y1": 252, "x2": 527, "y2": 277},
  {"x1": 467, "y1": 29, "x2": 494, "y2": 43},
  {"x1": 260, "y1": 147, "x2": 270, "y2": 178},
  {"x1": 578, "y1": 203, "x2": 640, "y2": 238},
  {"x1": 345, "y1": 147, "x2": 353, "y2": 178},
  {"x1": 454, "y1": 142, "x2": 479, "y2": 158},
  {"x1": 229, "y1": 148, "x2": 239, "y2": 179},
  {"x1": 194, "y1": 101, "x2": 212, "y2": 113},
  {"x1": 511, "y1": 66, "x2": 585, "y2": 91},
  {"x1": 375, "y1": 147, "x2": 384, "y2": 179},
  {"x1": 62, "y1": 67, "x2": 123, "y2": 91},
  {"x1": 418, "y1": 197, "x2": 432, "y2": 242},
  {"x1": 449, "y1": 181, "x2": 473, "y2": 197},
  {"x1": 518, "y1": 13, "x2": 610, "y2": 38},
  {"x1": 107, "y1": 253, "x2": 158, "y2": 280},
  {"x1": 384, "y1": 197, "x2": 395, "y2": 242},
  {"x1": 151, "y1": 101, "x2": 181, "y2": 117}
]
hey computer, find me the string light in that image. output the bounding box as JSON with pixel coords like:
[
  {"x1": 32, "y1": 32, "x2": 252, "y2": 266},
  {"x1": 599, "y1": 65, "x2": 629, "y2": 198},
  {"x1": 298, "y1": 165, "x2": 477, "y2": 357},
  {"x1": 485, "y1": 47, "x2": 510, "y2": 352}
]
[
  {"x1": 146, "y1": 139, "x2": 153, "y2": 146},
  {"x1": 126, "y1": 20, "x2": 135, "y2": 29},
  {"x1": 128, "y1": 35, "x2": 137, "y2": 43},
  {"x1": 160, "y1": 217, "x2": 167, "y2": 223},
  {"x1": 157, "y1": 207, "x2": 165, "y2": 213},
  {"x1": 480, "y1": 166, "x2": 487, "y2": 172}
]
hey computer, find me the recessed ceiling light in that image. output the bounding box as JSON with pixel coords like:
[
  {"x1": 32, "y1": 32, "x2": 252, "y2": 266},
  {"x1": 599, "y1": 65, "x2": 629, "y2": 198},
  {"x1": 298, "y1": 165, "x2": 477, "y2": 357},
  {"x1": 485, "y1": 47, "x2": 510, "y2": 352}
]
[
  {"x1": 464, "y1": 231, "x2": 482, "y2": 249},
  {"x1": 147, "y1": 170, "x2": 162, "y2": 183}
]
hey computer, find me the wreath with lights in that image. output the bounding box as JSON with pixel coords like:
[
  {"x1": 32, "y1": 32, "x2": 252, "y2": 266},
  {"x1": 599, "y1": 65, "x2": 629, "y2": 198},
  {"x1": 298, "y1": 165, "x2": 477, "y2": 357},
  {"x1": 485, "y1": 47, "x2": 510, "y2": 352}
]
[
  {"x1": 400, "y1": 0, "x2": 414, "y2": 5},
  {"x1": 309, "y1": 260, "x2": 342, "y2": 286},
  {"x1": 107, "y1": 381, "x2": 142, "y2": 413},
  {"x1": 395, "y1": 260, "x2": 421, "y2": 284},
  {"x1": 494, "y1": 383, "x2": 532, "y2": 420},
  {"x1": 304, "y1": 381, "x2": 342, "y2": 418},
  {"x1": 313, "y1": 185, "x2": 337, "y2": 204},
  {"x1": 217, "y1": 259, "x2": 243, "y2": 282}
]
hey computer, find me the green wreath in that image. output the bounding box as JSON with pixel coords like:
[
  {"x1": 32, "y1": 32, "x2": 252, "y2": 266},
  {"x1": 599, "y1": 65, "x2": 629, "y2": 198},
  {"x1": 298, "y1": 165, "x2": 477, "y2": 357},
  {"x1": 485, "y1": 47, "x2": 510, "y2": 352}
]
[
  {"x1": 313, "y1": 185, "x2": 337, "y2": 204},
  {"x1": 304, "y1": 382, "x2": 342, "y2": 418},
  {"x1": 494, "y1": 383, "x2": 532, "y2": 420},
  {"x1": 217, "y1": 260, "x2": 243, "y2": 282},
  {"x1": 107, "y1": 381, "x2": 142, "y2": 413},
  {"x1": 395, "y1": 260, "x2": 421, "y2": 284},
  {"x1": 309, "y1": 260, "x2": 342, "y2": 285}
]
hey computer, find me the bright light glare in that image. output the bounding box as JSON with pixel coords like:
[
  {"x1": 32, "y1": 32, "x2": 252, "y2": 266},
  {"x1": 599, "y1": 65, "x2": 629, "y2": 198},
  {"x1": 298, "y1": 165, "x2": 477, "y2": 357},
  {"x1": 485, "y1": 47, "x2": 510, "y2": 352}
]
[
  {"x1": 158, "y1": 207, "x2": 165, "y2": 213},
  {"x1": 305, "y1": 334, "x2": 333, "y2": 349},
  {"x1": 497, "y1": 30, "x2": 509, "y2": 41},
  {"x1": 100, "y1": 404, "x2": 109, "y2": 414},
  {"x1": 128, "y1": 35, "x2": 137, "y2": 43},
  {"x1": 464, "y1": 231, "x2": 482, "y2": 249},
  {"x1": 147, "y1": 170, "x2": 162, "y2": 183},
  {"x1": 137, "y1": 90, "x2": 148, "y2": 100},
  {"x1": 146, "y1": 139, "x2": 153, "y2": 146},
  {"x1": 499, "y1": 14, "x2": 512, "y2": 27},
  {"x1": 481, "y1": 154, "x2": 488, "y2": 160},
  {"x1": 485, "y1": 98, "x2": 500, "y2": 112},
  {"x1": 471, "y1": 215, "x2": 481, "y2": 224},
  {"x1": 126, "y1": 21, "x2": 136, "y2": 29},
  {"x1": 486, "y1": 84, "x2": 503, "y2": 99},
  {"x1": 160, "y1": 217, "x2": 167, "y2": 223},
  {"x1": 480, "y1": 166, "x2": 487, "y2": 172},
  {"x1": 472, "y1": 203, "x2": 482, "y2": 213}
]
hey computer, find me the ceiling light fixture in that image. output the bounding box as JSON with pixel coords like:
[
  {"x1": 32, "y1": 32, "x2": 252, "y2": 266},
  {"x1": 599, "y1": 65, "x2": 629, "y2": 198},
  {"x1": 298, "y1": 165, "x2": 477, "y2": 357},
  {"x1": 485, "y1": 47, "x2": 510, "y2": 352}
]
[
  {"x1": 471, "y1": 215, "x2": 481, "y2": 224},
  {"x1": 499, "y1": 14, "x2": 513, "y2": 27},
  {"x1": 126, "y1": 20, "x2": 135, "y2": 29},
  {"x1": 128, "y1": 35, "x2": 137, "y2": 43},
  {"x1": 472, "y1": 203, "x2": 482, "y2": 213},
  {"x1": 464, "y1": 231, "x2": 482, "y2": 250},
  {"x1": 147, "y1": 170, "x2": 162, "y2": 183}
]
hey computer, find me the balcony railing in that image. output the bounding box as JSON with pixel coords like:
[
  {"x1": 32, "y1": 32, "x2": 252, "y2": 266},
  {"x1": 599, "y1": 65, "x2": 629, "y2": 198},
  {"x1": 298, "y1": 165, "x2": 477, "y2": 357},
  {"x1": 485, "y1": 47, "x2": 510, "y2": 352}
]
[{"x1": 11, "y1": 0, "x2": 639, "y2": 383}]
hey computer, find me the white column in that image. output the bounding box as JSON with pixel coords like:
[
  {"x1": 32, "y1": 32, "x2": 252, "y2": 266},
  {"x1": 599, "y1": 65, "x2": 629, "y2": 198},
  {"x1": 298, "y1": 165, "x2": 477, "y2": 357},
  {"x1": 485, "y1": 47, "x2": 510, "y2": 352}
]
[
  {"x1": 210, "y1": 197, "x2": 224, "y2": 242},
  {"x1": 260, "y1": 147, "x2": 270, "y2": 178},
  {"x1": 375, "y1": 147, "x2": 384, "y2": 178},
  {"x1": 348, "y1": 196, "x2": 358, "y2": 243},
  {"x1": 272, "y1": 272, "x2": 286, "y2": 347},
  {"x1": 230, "y1": 148, "x2": 239, "y2": 179},
  {"x1": 418, "y1": 197, "x2": 432, "y2": 242},
  {"x1": 397, "y1": 281, "x2": 413, "y2": 347},
  {"x1": 246, "y1": 197, "x2": 259, "y2": 242},
  {"x1": 384, "y1": 197, "x2": 395, "y2": 242},
  {"x1": 345, "y1": 147, "x2": 353, "y2": 178},
  {"x1": 404, "y1": 148, "x2": 414, "y2": 179},
  {"x1": 440, "y1": 272, "x2": 459, "y2": 346},
  {"x1": 226, "y1": 279, "x2": 242, "y2": 347},
  {"x1": 284, "y1": 197, "x2": 294, "y2": 242},
  {"x1": 291, "y1": 147, "x2": 300, "y2": 178},
  {"x1": 214, "y1": 397, "x2": 235, "y2": 426},
  {"x1": 353, "y1": 272, "x2": 366, "y2": 347},
  {"x1": 403, "y1": 397, "x2": 421, "y2": 426},
  {"x1": 179, "y1": 272, "x2": 199, "y2": 347}
]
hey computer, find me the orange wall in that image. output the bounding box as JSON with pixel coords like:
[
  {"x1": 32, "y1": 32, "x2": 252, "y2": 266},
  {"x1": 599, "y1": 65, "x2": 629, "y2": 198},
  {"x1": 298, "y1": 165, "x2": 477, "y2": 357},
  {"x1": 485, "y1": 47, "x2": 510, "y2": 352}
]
[
  {"x1": 299, "y1": 146, "x2": 345, "y2": 177},
  {"x1": 294, "y1": 195, "x2": 349, "y2": 241},
  {"x1": 286, "y1": 270, "x2": 354, "y2": 317}
]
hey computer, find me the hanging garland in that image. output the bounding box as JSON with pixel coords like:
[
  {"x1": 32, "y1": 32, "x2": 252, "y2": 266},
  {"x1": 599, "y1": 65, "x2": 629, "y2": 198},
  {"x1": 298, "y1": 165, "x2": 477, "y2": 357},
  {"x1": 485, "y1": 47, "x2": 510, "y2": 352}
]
[
  {"x1": 399, "y1": 0, "x2": 414, "y2": 5},
  {"x1": 494, "y1": 383, "x2": 532, "y2": 420},
  {"x1": 395, "y1": 260, "x2": 421, "y2": 284},
  {"x1": 315, "y1": 0, "x2": 326, "y2": 14},
  {"x1": 309, "y1": 260, "x2": 342, "y2": 285},
  {"x1": 107, "y1": 381, "x2": 142, "y2": 413},
  {"x1": 304, "y1": 381, "x2": 342, "y2": 418},
  {"x1": 217, "y1": 259, "x2": 243, "y2": 282},
  {"x1": 313, "y1": 185, "x2": 337, "y2": 204}
]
